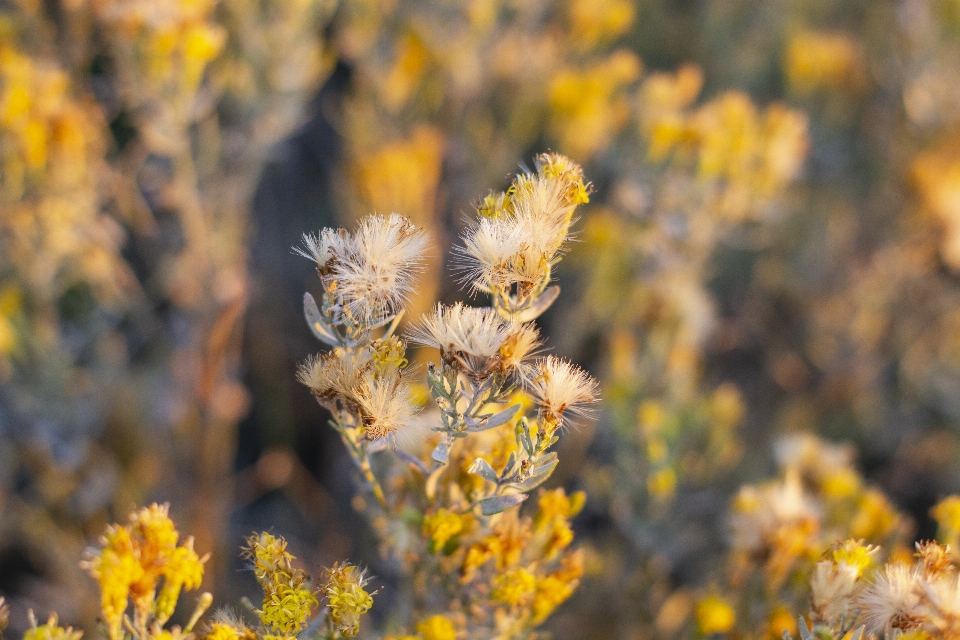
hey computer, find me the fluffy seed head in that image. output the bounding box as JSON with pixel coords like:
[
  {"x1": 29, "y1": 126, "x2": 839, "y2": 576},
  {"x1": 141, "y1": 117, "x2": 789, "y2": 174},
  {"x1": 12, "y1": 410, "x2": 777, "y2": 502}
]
[
  {"x1": 336, "y1": 214, "x2": 428, "y2": 321},
  {"x1": 522, "y1": 356, "x2": 600, "y2": 422},
  {"x1": 298, "y1": 214, "x2": 427, "y2": 323},
  {"x1": 409, "y1": 303, "x2": 512, "y2": 358},
  {"x1": 499, "y1": 324, "x2": 542, "y2": 370},
  {"x1": 857, "y1": 563, "x2": 925, "y2": 636},
  {"x1": 457, "y1": 155, "x2": 587, "y2": 296},
  {"x1": 297, "y1": 349, "x2": 371, "y2": 404},
  {"x1": 355, "y1": 376, "x2": 419, "y2": 440},
  {"x1": 296, "y1": 228, "x2": 352, "y2": 271}
]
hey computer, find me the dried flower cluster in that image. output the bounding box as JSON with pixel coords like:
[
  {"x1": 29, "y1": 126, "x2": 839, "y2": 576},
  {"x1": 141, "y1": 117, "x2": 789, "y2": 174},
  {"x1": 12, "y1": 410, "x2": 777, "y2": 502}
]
[{"x1": 294, "y1": 152, "x2": 597, "y2": 638}]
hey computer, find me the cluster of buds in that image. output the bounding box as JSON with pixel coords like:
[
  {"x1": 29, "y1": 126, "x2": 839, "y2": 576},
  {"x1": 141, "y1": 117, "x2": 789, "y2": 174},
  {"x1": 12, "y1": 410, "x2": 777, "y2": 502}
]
[{"x1": 242, "y1": 533, "x2": 318, "y2": 636}]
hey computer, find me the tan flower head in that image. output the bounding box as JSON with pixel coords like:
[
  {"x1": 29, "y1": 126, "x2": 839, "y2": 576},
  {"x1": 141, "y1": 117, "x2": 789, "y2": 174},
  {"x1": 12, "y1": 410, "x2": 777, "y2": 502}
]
[
  {"x1": 522, "y1": 355, "x2": 600, "y2": 423},
  {"x1": 299, "y1": 214, "x2": 428, "y2": 323},
  {"x1": 857, "y1": 563, "x2": 925, "y2": 636},
  {"x1": 355, "y1": 376, "x2": 419, "y2": 440}
]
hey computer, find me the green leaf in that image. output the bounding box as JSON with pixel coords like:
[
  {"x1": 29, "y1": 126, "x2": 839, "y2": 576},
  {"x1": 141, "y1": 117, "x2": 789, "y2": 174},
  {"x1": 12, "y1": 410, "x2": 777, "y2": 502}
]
[
  {"x1": 517, "y1": 418, "x2": 534, "y2": 455},
  {"x1": 468, "y1": 458, "x2": 499, "y2": 483},
  {"x1": 431, "y1": 440, "x2": 450, "y2": 464},
  {"x1": 512, "y1": 454, "x2": 558, "y2": 492},
  {"x1": 500, "y1": 451, "x2": 517, "y2": 482},
  {"x1": 303, "y1": 293, "x2": 340, "y2": 346},
  {"x1": 477, "y1": 493, "x2": 527, "y2": 516},
  {"x1": 466, "y1": 404, "x2": 521, "y2": 432}
]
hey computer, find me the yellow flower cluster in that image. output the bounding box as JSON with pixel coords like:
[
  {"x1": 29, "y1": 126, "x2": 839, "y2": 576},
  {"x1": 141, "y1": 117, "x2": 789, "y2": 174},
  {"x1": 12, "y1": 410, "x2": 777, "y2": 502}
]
[
  {"x1": 640, "y1": 75, "x2": 809, "y2": 221},
  {"x1": 423, "y1": 509, "x2": 472, "y2": 553},
  {"x1": 23, "y1": 614, "x2": 83, "y2": 640},
  {"x1": 243, "y1": 533, "x2": 318, "y2": 635},
  {"x1": 695, "y1": 596, "x2": 735, "y2": 635},
  {"x1": 785, "y1": 30, "x2": 865, "y2": 95},
  {"x1": 729, "y1": 435, "x2": 904, "y2": 591},
  {"x1": 548, "y1": 50, "x2": 642, "y2": 159},
  {"x1": 320, "y1": 562, "x2": 376, "y2": 639},
  {"x1": 82, "y1": 503, "x2": 208, "y2": 640},
  {"x1": 0, "y1": 38, "x2": 126, "y2": 301},
  {"x1": 419, "y1": 487, "x2": 585, "y2": 635},
  {"x1": 91, "y1": 0, "x2": 225, "y2": 108},
  {"x1": 415, "y1": 615, "x2": 456, "y2": 640}
]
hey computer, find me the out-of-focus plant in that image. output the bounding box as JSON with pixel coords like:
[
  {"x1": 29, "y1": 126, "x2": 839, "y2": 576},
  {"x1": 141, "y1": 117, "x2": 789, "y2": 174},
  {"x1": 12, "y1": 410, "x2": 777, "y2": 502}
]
[
  {"x1": 296, "y1": 153, "x2": 596, "y2": 638},
  {"x1": 0, "y1": 0, "x2": 337, "y2": 625},
  {"x1": 21, "y1": 504, "x2": 376, "y2": 640}
]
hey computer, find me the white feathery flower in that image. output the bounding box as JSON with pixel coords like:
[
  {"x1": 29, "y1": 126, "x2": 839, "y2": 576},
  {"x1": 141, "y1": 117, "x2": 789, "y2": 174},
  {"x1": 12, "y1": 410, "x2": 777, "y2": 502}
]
[
  {"x1": 919, "y1": 571, "x2": 960, "y2": 636},
  {"x1": 457, "y1": 174, "x2": 577, "y2": 295},
  {"x1": 522, "y1": 355, "x2": 600, "y2": 421},
  {"x1": 330, "y1": 214, "x2": 428, "y2": 322},
  {"x1": 508, "y1": 174, "x2": 576, "y2": 254},
  {"x1": 295, "y1": 228, "x2": 352, "y2": 269},
  {"x1": 297, "y1": 348, "x2": 371, "y2": 401},
  {"x1": 408, "y1": 303, "x2": 511, "y2": 358},
  {"x1": 499, "y1": 323, "x2": 541, "y2": 370},
  {"x1": 857, "y1": 563, "x2": 925, "y2": 636},
  {"x1": 810, "y1": 560, "x2": 861, "y2": 625},
  {"x1": 355, "y1": 376, "x2": 419, "y2": 440},
  {"x1": 456, "y1": 216, "x2": 526, "y2": 290},
  {"x1": 728, "y1": 470, "x2": 819, "y2": 554}
]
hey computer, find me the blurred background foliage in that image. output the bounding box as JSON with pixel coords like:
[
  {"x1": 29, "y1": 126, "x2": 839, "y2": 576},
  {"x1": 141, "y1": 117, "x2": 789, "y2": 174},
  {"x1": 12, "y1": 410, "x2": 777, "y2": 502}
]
[{"x1": 3, "y1": 0, "x2": 960, "y2": 638}]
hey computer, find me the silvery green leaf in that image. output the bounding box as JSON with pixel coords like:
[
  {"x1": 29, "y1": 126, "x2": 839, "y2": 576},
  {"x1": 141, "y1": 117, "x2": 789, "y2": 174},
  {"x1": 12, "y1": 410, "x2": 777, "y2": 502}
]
[
  {"x1": 468, "y1": 458, "x2": 499, "y2": 483},
  {"x1": 532, "y1": 451, "x2": 559, "y2": 472},
  {"x1": 466, "y1": 404, "x2": 521, "y2": 432},
  {"x1": 517, "y1": 418, "x2": 534, "y2": 455},
  {"x1": 477, "y1": 493, "x2": 527, "y2": 516},
  {"x1": 304, "y1": 293, "x2": 340, "y2": 346},
  {"x1": 509, "y1": 286, "x2": 561, "y2": 323},
  {"x1": 431, "y1": 440, "x2": 450, "y2": 464},
  {"x1": 500, "y1": 451, "x2": 517, "y2": 482},
  {"x1": 512, "y1": 454, "x2": 558, "y2": 491}
]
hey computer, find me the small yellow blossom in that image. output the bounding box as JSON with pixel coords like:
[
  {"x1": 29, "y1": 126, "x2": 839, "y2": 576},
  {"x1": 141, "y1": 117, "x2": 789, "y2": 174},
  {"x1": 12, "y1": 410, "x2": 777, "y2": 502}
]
[
  {"x1": 768, "y1": 605, "x2": 798, "y2": 638},
  {"x1": 784, "y1": 31, "x2": 864, "y2": 95},
  {"x1": 933, "y1": 495, "x2": 960, "y2": 536},
  {"x1": 321, "y1": 562, "x2": 375, "y2": 639},
  {"x1": 831, "y1": 539, "x2": 877, "y2": 576},
  {"x1": 648, "y1": 467, "x2": 678, "y2": 501},
  {"x1": 204, "y1": 622, "x2": 242, "y2": 640},
  {"x1": 423, "y1": 509, "x2": 469, "y2": 553},
  {"x1": 23, "y1": 614, "x2": 83, "y2": 640},
  {"x1": 536, "y1": 488, "x2": 586, "y2": 523},
  {"x1": 491, "y1": 567, "x2": 537, "y2": 607},
  {"x1": 531, "y1": 573, "x2": 577, "y2": 624},
  {"x1": 243, "y1": 532, "x2": 318, "y2": 635},
  {"x1": 416, "y1": 615, "x2": 456, "y2": 640},
  {"x1": 695, "y1": 595, "x2": 736, "y2": 635},
  {"x1": 83, "y1": 504, "x2": 206, "y2": 640}
]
